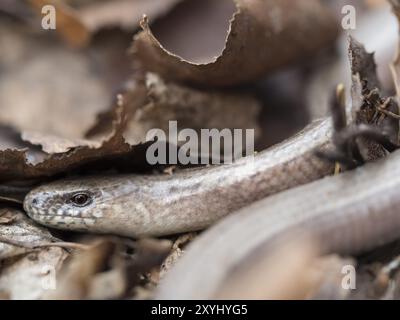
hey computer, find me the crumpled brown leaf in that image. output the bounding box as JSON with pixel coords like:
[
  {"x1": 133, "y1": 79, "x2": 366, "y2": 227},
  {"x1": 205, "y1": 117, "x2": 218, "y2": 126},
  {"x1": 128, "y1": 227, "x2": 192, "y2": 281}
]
[{"x1": 132, "y1": 0, "x2": 339, "y2": 87}]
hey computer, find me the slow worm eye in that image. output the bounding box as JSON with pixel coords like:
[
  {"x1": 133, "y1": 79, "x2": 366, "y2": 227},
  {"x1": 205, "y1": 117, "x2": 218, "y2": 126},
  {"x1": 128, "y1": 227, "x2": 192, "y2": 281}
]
[{"x1": 70, "y1": 193, "x2": 91, "y2": 207}]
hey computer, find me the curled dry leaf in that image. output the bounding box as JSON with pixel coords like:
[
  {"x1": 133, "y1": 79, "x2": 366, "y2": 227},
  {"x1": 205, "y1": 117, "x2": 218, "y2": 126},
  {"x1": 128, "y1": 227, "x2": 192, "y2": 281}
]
[{"x1": 132, "y1": 0, "x2": 339, "y2": 87}]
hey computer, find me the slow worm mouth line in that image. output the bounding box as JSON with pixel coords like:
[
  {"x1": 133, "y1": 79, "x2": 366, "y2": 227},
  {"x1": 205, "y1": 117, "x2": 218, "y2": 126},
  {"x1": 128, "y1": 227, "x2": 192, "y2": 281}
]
[
  {"x1": 29, "y1": 211, "x2": 87, "y2": 221},
  {"x1": 28, "y1": 211, "x2": 98, "y2": 230}
]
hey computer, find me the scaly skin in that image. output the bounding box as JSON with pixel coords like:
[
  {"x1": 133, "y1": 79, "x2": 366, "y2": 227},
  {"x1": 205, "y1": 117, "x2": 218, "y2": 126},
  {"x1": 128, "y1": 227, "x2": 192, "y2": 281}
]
[
  {"x1": 24, "y1": 119, "x2": 333, "y2": 237},
  {"x1": 156, "y1": 147, "x2": 400, "y2": 299}
]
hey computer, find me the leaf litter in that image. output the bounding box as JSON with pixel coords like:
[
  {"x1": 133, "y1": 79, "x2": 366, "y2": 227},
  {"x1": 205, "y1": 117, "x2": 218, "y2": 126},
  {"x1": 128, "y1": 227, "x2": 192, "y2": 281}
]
[{"x1": 1, "y1": 0, "x2": 400, "y2": 300}]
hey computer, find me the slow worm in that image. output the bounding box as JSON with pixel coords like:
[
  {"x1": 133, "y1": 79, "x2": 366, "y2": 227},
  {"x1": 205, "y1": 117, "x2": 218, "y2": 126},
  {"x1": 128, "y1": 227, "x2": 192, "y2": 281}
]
[
  {"x1": 156, "y1": 147, "x2": 400, "y2": 299},
  {"x1": 23, "y1": 119, "x2": 333, "y2": 237}
]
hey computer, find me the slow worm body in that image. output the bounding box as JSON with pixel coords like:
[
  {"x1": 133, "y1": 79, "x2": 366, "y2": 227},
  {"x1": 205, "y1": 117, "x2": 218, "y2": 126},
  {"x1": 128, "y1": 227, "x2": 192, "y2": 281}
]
[
  {"x1": 156, "y1": 148, "x2": 400, "y2": 299},
  {"x1": 23, "y1": 119, "x2": 333, "y2": 237}
]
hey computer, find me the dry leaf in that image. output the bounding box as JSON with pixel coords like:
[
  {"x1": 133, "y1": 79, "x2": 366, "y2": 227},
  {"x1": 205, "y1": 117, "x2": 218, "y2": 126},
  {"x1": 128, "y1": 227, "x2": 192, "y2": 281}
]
[
  {"x1": 0, "y1": 90, "x2": 140, "y2": 181},
  {"x1": 132, "y1": 0, "x2": 339, "y2": 87},
  {"x1": 88, "y1": 73, "x2": 261, "y2": 146}
]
